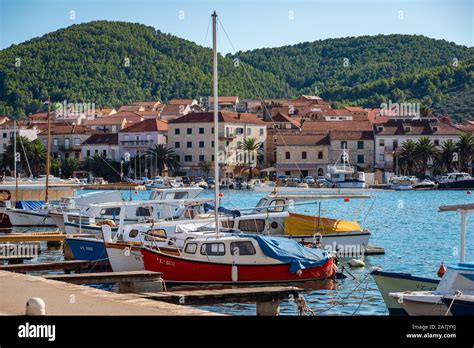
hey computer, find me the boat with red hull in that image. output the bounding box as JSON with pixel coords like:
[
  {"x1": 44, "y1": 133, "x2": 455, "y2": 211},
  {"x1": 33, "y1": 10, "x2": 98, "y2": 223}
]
[{"x1": 141, "y1": 234, "x2": 336, "y2": 285}]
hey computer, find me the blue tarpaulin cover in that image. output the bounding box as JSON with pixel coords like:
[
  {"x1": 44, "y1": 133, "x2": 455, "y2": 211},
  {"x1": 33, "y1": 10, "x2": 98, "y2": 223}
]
[
  {"x1": 241, "y1": 234, "x2": 330, "y2": 273},
  {"x1": 15, "y1": 200, "x2": 59, "y2": 210},
  {"x1": 203, "y1": 203, "x2": 241, "y2": 218}
]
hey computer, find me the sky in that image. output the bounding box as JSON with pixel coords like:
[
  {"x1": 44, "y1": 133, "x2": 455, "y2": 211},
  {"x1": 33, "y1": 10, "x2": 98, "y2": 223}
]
[{"x1": 0, "y1": 0, "x2": 472, "y2": 53}]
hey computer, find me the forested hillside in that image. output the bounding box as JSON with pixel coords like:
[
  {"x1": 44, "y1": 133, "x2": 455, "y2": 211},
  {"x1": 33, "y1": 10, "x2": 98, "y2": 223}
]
[{"x1": 0, "y1": 21, "x2": 472, "y2": 120}]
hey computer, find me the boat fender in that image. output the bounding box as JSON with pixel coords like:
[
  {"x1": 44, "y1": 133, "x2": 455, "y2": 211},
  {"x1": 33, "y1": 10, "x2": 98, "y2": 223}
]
[
  {"x1": 296, "y1": 269, "x2": 302, "y2": 277},
  {"x1": 102, "y1": 225, "x2": 113, "y2": 243},
  {"x1": 348, "y1": 259, "x2": 365, "y2": 268},
  {"x1": 231, "y1": 263, "x2": 238, "y2": 282},
  {"x1": 437, "y1": 262, "x2": 446, "y2": 278}
]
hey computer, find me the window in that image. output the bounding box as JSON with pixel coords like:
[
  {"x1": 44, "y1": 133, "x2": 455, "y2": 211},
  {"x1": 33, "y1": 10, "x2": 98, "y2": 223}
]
[
  {"x1": 175, "y1": 142, "x2": 180, "y2": 148},
  {"x1": 146, "y1": 134, "x2": 151, "y2": 140},
  {"x1": 357, "y1": 141, "x2": 364, "y2": 149},
  {"x1": 434, "y1": 139, "x2": 440, "y2": 146},
  {"x1": 247, "y1": 128, "x2": 251, "y2": 135},
  {"x1": 102, "y1": 150, "x2": 107, "y2": 157},
  {"x1": 199, "y1": 155, "x2": 205, "y2": 161},
  {"x1": 53, "y1": 138, "x2": 58, "y2": 146},
  {"x1": 2, "y1": 133, "x2": 6, "y2": 138},
  {"x1": 268, "y1": 199, "x2": 286, "y2": 212},
  {"x1": 199, "y1": 141, "x2": 204, "y2": 148},
  {"x1": 285, "y1": 152, "x2": 290, "y2": 159},
  {"x1": 226, "y1": 127, "x2": 230, "y2": 137},
  {"x1": 185, "y1": 155, "x2": 192, "y2": 162},
  {"x1": 200, "y1": 243, "x2": 225, "y2": 256},
  {"x1": 124, "y1": 135, "x2": 129, "y2": 141},
  {"x1": 211, "y1": 127, "x2": 214, "y2": 134},
  {"x1": 341, "y1": 141, "x2": 347, "y2": 149},
  {"x1": 187, "y1": 141, "x2": 192, "y2": 148},
  {"x1": 357, "y1": 155, "x2": 365, "y2": 164},
  {"x1": 111, "y1": 125, "x2": 117, "y2": 133},
  {"x1": 176, "y1": 155, "x2": 180, "y2": 162},
  {"x1": 175, "y1": 128, "x2": 180, "y2": 135},
  {"x1": 128, "y1": 229, "x2": 139, "y2": 238},
  {"x1": 211, "y1": 141, "x2": 214, "y2": 147},
  {"x1": 185, "y1": 243, "x2": 198, "y2": 254},
  {"x1": 74, "y1": 138, "x2": 80, "y2": 146},
  {"x1": 302, "y1": 151, "x2": 307, "y2": 159},
  {"x1": 136, "y1": 207, "x2": 151, "y2": 217},
  {"x1": 187, "y1": 128, "x2": 192, "y2": 135},
  {"x1": 379, "y1": 154, "x2": 385, "y2": 161},
  {"x1": 211, "y1": 155, "x2": 215, "y2": 161},
  {"x1": 236, "y1": 128, "x2": 244, "y2": 134},
  {"x1": 100, "y1": 207, "x2": 121, "y2": 216},
  {"x1": 393, "y1": 140, "x2": 398, "y2": 148},
  {"x1": 318, "y1": 151, "x2": 323, "y2": 159},
  {"x1": 145, "y1": 229, "x2": 167, "y2": 241},
  {"x1": 259, "y1": 128, "x2": 264, "y2": 136},
  {"x1": 199, "y1": 128, "x2": 204, "y2": 134},
  {"x1": 379, "y1": 139, "x2": 385, "y2": 146},
  {"x1": 230, "y1": 241, "x2": 256, "y2": 256},
  {"x1": 86, "y1": 150, "x2": 90, "y2": 157},
  {"x1": 238, "y1": 219, "x2": 266, "y2": 232}
]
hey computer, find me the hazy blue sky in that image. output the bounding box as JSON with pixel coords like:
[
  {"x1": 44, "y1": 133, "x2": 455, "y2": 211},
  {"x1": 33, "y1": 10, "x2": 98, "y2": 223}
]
[{"x1": 0, "y1": 0, "x2": 472, "y2": 53}]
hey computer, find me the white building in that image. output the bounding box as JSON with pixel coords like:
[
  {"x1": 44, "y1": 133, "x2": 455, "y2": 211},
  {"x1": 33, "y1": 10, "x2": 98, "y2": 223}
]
[
  {"x1": 82, "y1": 133, "x2": 120, "y2": 161},
  {"x1": 167, "y1": 111, "x2": 266, "y2": 178},
  {"x1": 0, "y1": 121, "x2": 39, "y2": 154},
  {"x1": 118, "y1": 118, "x2": 168, "y2": 159},
  {"x1": 374, "y1": 117, "x2": 463, "y2": 172}
]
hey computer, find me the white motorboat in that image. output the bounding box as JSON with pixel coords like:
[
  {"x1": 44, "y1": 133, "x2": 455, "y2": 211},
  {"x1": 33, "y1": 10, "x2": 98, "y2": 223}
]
[{"x1": 326, "y1": 148, "x2": 366, "y2": 188}]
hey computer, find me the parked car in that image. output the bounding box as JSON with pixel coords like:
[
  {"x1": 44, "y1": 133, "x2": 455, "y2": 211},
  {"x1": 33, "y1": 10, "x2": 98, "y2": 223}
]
[{"x1": 305, "y1": 176, "x2": 315, "y2": 184}]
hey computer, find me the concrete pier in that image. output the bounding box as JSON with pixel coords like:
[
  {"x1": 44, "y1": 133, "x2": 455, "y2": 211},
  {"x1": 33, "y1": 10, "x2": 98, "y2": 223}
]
[{"x1": 0, "y1": 271, "x2": 218, "y2": 316}]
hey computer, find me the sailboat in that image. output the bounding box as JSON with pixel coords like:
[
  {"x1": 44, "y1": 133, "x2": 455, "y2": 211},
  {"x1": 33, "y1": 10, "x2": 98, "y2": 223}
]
[{"x1": 138, "y1": 11, "x2": 335, "y2": 284}]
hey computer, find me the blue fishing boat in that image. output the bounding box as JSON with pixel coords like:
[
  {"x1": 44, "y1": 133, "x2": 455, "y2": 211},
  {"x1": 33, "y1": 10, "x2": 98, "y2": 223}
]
[{"x1": 64, "y1": 236, "x2": 108, "y2": 262}]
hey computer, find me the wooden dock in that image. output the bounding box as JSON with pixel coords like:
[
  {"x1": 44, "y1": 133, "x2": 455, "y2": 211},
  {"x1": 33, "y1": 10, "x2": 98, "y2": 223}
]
[
  {"x1": 0, "y1": 232, "x2": 93, "y2": 243},
  {"x1": 0, "y1": 260, "x2": 109, "y2": 273},
  {"x1": 43, "y1": 270, "x2": 164, "y2": 292}
]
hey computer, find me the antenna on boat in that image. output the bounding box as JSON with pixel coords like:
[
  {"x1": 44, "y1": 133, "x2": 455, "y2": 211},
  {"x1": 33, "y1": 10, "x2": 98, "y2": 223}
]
[
  {"x1": 212, "y1": 11, "x2": 220, "y2": 237},
  {"x1": 45, "y1": 96, "x2": 51, "y2": 203}
]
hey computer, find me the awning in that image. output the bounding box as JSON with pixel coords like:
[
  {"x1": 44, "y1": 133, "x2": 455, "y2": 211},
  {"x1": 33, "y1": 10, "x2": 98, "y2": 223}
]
[{"x1": 261, "y1": 166, "x2": 276, "y2": 173}]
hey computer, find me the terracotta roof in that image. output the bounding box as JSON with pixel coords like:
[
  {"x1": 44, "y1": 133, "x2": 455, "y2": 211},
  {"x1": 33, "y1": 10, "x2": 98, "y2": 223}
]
[
  {"x1": 133, "y1": 101, "x2": 162, "y2": 107},
  {"x1": 330, "y1": 131, "x2": 373, "y2": 141},
  {"x1": 301, "y1": 120, "x2": 373, "y2": 132},
  {"x1": 169, "y1": 111, "x2": 265, "y2": 125},
  {"x1": 168, "y1": 99, "x2": 195, "y2": 105},
  {"x1": 344, "y1": 106, "x2": 366, "y2": 113},
  {"x1": 39, "y1": 124, "x2": 93, "y2": 135},
  {"x1": 374, "y1": 118, "x2": 463, "y2": 136},
  {"x1": 161, "y1": 104, "x2": 188, "y2": 116},
  {"x1": 96, "y1": 108, "x2": 115, "y2": 115},
  {"x1": 84, "y1": 117, "x2": 126, "y2": 126},
  {"x1": 120, "y1": 118, "x2": 168, "y2": 133},
  {"x1": 265, "y1": 112, "x2": 301, "y2": 128},
  {"x1": 83, "y1": 133, "x2": 118, "y2": 145},
  {"x1": 108, "y1": 111, "x2": 143, "y2": 123},
  {"x1": 209, "y1": 96, "x2": 239, "y2": 104},
  {"x1": 118, "y1": 105, "x2": 142, "y2": 112},
  {"x1": 136, "y1": 110, "x2": 162, "y2": 117},
  {"x1": 275, "y1": 133, "x2": 330, "y2": 146},
  {"x1": 29, "y1": 112, "x2": 48, "y2": 120}
]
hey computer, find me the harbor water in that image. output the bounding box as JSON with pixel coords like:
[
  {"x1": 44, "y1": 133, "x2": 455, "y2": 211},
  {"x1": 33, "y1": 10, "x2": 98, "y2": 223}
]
[{"x1": 12, "y1": 188, "x2": 474, "y2": 316}]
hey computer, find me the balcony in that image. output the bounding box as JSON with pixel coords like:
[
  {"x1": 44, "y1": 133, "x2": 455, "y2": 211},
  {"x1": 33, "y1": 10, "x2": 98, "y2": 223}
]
[
  {"x1": 218, "y1": 133, "x2": 236, "y2": 140},
  {"x1": 120, "y1": 140, "x2": 154, "y2": 147},
  {"x1": 383, "y1": 146, "x2": 400, "y2": 154}
]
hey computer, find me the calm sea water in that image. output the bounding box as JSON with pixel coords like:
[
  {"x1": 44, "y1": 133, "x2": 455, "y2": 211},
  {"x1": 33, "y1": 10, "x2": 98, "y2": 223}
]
[{"x1": 14, "y1": 188, "x2": 474, "y2": 315}]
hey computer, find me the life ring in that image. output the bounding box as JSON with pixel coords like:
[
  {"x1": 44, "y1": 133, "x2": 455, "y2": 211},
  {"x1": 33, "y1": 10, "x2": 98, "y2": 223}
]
[{"x1": 0, "y1": 190, "x2": 11, "y2": 201}]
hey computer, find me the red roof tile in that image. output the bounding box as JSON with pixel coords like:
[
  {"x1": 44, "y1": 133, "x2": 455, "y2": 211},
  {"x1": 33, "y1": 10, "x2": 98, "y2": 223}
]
[
  {"x1": 120, "y1": 118, "x2": 168, "y2": 133},
  {"x1": 169, "y1": 111, "x2": 265, "y2": 125}
]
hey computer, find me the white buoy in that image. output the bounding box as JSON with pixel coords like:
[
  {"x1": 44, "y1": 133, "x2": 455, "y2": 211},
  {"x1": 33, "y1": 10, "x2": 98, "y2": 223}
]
[
  {"x1": 348, "y1": 259, "x2": 365, "y2": 268},
  {"x1": 231, "y1": 264, "x2": 238, "y2": 282},
  {"x1": 25, "y1": 297, "x2": 46, "y2": 315}
]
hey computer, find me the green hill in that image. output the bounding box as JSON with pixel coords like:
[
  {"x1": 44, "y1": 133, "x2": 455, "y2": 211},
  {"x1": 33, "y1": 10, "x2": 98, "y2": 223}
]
[{"x1": 0, "y1": 21, "x2": 473, "y2": 120}]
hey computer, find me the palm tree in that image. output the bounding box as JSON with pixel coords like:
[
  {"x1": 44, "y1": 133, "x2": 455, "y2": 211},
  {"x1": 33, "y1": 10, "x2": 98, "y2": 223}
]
[
  {"x1": 28, "y1": 140, "x2": 47, "y2": 177},
  {"x1": 456, "y1": 133, "x2": 474, "y2": 173},
  {"x1": 146, "y1": 144, "x2": 179, "y2": 176},
  {"x1": 435, "y1": 139, "x2": 457, "y2": 173},
  {"x1": 60, "y1": 158, "x2": 79, "y2": 178},
  {"x1": 237, "y1": 137, "x2": 263, "y2": 180},
  {"x1": 198, "y1": 160, "x2": 212, "y2": 177},
  {"x1": 398, "y1": 140, "x2": 417, "y2": 175},
  {"x1": 414, "y1": 137, "x2": 439, "y2": 176}
]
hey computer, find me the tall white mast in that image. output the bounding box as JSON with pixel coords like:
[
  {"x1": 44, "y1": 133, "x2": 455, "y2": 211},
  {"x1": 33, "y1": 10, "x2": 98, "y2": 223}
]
[
  {"x1": 13, "y1": 119, "x2": 18, "y2": 200},
  {"x1": 212, "y1": 11, "x2": 220, "y2": 236}
]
